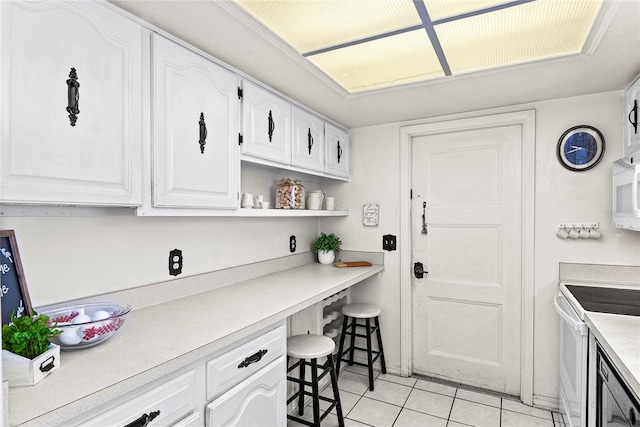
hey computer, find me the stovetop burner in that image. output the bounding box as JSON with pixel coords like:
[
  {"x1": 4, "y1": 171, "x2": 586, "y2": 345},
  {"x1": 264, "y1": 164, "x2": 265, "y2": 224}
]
[{"x1": 565, "y1": 285, "x2": 640, "y2": 317}]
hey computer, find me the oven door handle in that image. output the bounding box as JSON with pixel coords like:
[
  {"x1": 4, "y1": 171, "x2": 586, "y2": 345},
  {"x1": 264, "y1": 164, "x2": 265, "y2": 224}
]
[{"x1": 554, "y1": 292, "x2": 588, "y2": 335}]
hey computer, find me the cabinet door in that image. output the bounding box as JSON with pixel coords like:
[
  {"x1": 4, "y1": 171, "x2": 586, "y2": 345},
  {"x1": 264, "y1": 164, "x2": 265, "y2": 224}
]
[
  {"x1": 625, "y1": 76, "x2": 640, "y2": 155},
  {"x1": 325, "y1": 123, "x2": 350, "y2": 179},
  {"x1": 152, "y1": 34, "x2": 239, "y2": 209},
  {"x1": 241, "y1": 80, "x2": 291, "y2": 164},
  {"x1": 291, "y1": 107, "x2": 325, "y2": 172},
  {"x1": 0, "y1": 1, "x2": 142, "y2": 206},
  {"x1": 206, "y1": 357, "x2": 286, "y2": 427}
]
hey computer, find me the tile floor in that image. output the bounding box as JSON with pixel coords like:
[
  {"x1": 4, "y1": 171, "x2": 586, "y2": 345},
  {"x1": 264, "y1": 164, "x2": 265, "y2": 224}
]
[{"x1": 288, "y1": 365, "x2": 565, "y2": 427}]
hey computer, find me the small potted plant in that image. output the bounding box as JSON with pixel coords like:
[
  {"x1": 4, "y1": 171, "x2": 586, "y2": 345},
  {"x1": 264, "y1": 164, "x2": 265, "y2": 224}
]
[
  {"x1": 313, "y1": 232, "x2": 342, "y2": 265},
  {"x1": 2, "y1": 311, "x2": 62, "y2": 386}
]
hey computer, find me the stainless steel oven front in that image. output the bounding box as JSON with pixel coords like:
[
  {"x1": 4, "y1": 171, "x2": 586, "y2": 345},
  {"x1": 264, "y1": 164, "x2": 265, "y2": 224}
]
[{"x1": 596, "y1": 343, "x2": 640, "y2": 426}]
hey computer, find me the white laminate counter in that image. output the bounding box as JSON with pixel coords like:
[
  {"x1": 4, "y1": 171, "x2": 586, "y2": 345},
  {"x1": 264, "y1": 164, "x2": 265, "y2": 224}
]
[
  {"x1": 585, "y1": 312, "x2": 640, "y2": 400},
  {"x1": 8, "y1": 262, "x2": 383, "y2": 426}
]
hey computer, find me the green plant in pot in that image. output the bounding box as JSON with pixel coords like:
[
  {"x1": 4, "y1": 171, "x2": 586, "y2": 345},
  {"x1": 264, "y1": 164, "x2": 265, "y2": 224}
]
[
  {"x1": 2, "y1": 311, "x2": 62, "y2": 386},
  {"x1": 313, "y1": 232, "x2": 341, "y2": 265}
]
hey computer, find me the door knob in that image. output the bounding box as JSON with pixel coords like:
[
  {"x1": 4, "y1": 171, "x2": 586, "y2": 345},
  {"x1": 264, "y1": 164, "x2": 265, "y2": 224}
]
[{"x1": 414, "y1": 262, "x2": 426, "y2": 279}]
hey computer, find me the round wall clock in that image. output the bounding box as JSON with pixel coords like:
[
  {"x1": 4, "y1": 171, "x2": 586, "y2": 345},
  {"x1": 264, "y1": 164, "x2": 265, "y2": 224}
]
[{"x1": 557, "y1": 125, "x2": 605, "y2": 171}]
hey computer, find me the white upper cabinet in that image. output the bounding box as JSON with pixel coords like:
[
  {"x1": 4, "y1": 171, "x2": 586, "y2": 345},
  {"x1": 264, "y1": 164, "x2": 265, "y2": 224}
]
[
  {"x1": 625, "y1": 75, "x2": 640, "y2": 155},
  {"x1": 0, "y1": 1, "x2": 142, "y2": 206},
  {"x1": 325, "y1": 123, "x2": 350, "y2": 179},
  {"x1": 151, "y1": 34, "x2": 239, "y2": 209},
  {"x1": 291, "y1": 107, "x2": 325, "y2": 172},
  {"x1": 241, "y1": 81, "x2": 291, "y2": 164}
]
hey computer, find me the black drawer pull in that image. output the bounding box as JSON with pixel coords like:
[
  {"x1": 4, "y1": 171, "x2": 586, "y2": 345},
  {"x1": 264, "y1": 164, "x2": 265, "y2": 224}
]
[
  {"x1": 337, "y1": 140, "x2": 343, "y2": 164},
  {"x1": 66, "y1": 67, "x2": 80, "y2": 126},
  {"x1": 39, "y1": 355, "x2": 55, "y2": 372},
  {"x1": 238, "y1": 349, "x2": 268, "y2": 369},
  {"x1": 124, "y1": 410, "x2": 160, "y2": 427}
]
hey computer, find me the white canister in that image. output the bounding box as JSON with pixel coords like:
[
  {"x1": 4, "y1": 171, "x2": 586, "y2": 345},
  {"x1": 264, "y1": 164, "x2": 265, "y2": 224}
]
[
  {"x1": 307, "y1": 191, "x2": 325, "y2": 210},
  {"x1": 307, "y1": 194, "x2": 323, "y2": 210}
]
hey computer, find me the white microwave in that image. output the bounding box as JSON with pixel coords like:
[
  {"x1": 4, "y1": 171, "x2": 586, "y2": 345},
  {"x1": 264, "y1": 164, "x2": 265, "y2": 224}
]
[{"x1": 612, "y1": 154, "x2": 640, "y2": 231}]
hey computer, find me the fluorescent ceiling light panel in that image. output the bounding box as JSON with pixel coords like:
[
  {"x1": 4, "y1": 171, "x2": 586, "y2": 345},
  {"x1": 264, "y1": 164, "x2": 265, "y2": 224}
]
[
  {"x1": 436, "y1": 1, "x2": 603, "y2": 74},
  {"x1": 236, "y1": 0, "x2": 421, "y2": 53},
  {"x1": 233, "y1": 0, "x2": 605, "y2": 93},
  {"x1": 307, "y1": 29, "x2": 444, "y2": 92}
]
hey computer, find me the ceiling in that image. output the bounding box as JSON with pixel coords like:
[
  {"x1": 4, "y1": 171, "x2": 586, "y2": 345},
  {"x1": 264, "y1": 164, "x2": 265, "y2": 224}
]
[
  {"x1": 112, "y1": 0, "x2": 640, "y2": 129},
  {"x1": 234, "y1": 0, "x2": 604, "y2": 94}
]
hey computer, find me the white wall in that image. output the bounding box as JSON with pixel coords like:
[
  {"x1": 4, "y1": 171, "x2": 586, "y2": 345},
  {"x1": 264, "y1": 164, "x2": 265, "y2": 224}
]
[
  {"x1": 321, "y1": 90, "x2": 640, "y2": 406},
  {"x1": 0, "y1": 166, "x2": 330, "y2": 307}
]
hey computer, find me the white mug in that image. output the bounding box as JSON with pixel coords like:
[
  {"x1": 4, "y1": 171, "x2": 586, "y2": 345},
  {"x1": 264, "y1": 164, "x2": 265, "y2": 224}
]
[
  {"x1": 556, "y1": 227, "x2": 569, "y2": 239},
  {"x1": 241, "y1": 193, "x2": 254, "y2": 208},
  {"x1": 567, "y1": 227, "x2": 580, "y2": 239},
  {"x1": 325, "y1": 197, "x2": 338, "y2": 211},
  {"x1": 253, "y1": 194, "x2": 264, "y2": 207},
  {"x1": 589, "y1": 229, "x2": 602, "y2": 239},
  {"x1": 578, "y1": 227, "x2": 590, "y2": 239}
]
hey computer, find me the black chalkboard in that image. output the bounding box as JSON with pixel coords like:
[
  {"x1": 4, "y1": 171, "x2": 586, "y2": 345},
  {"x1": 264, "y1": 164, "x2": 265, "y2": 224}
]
[{"x1": 1, "y1": 230, "x2": 33, "y2": 325}]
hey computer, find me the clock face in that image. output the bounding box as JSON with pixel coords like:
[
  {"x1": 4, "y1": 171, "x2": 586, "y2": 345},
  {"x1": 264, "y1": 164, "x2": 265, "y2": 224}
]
[{"x1": 557, "y1": 126, "x2": 605, "y2": 171}]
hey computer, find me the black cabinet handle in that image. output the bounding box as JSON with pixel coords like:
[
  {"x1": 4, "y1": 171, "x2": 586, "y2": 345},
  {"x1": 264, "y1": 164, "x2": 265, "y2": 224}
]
[
  {"x1": 630, "y1": 99, "x2": 638, "y2": 135},
  {"x1": 199, "y1": 112, "x2": 207, "y2": 154},
  {"x1": 39, "y1": 355, "x2": 55, "y2": 372},
  {"x1": 66, "y1": 67, "x2": 80, "y2": 126},
  {"x1": 337, "y1": 141, "x2": 343, "y2": 164},
  {"x1": 268, "y1": 110, "x2": 274, "y2": 142},
  {"x1": 307, "y1": 128, "x2": 314, "y2": 155},
  {"x1": 124, "y1": 410, "x2": 160, "y2": 427},
  {"x1": 238, "y1": 349, "x2": 268, "y2": 369}
]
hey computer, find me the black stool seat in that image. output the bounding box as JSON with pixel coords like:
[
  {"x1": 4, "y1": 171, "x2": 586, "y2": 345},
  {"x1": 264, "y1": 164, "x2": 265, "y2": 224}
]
[
  {"x1": 336, "y1": 303, "x2": 386, "y2": 391},
  {"x1": 287, "y1": 334, "x2": 344, "y2": 427}
]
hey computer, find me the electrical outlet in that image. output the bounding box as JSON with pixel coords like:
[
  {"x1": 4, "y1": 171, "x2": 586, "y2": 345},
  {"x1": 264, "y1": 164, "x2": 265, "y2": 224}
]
[
  {"x1": 290, "y1": 235, "x2": 296, "y2": 253},
  {"x1": 169, "y1": 249, "x2": 183, "y2": 276},
  {"x1": 383, "y1": 234, "x2": 396, "y2": 251}
]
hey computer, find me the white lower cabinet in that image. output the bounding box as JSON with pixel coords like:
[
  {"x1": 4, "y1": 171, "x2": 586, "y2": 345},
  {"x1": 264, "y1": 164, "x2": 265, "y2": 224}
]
[
  {"x1": 81, "y1": 370, "x2": 197, "y2": 427},
  {"x1": 206, "y1": 357, "x2": 287, "y2": 426},
  {"x1": 65, "y1": 322, "x2": 286, "y2": 427}
]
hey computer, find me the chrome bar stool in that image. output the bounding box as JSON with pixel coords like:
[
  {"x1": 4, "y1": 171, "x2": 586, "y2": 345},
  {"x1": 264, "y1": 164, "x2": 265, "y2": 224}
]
[
  {"x1": 336, "y1": 303, "x2": 386, "y2": 391},
  {"x1": 287, "y1": 334, "x2": 345, "y2": 427}
]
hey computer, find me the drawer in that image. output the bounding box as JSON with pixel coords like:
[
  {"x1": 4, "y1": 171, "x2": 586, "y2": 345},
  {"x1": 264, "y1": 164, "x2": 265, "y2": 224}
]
[
  {"x1": 82, "y1": 370, "x2": 197, "y2": 427},
  {"x1": 206, "y1": 357, "x2": 286, "y2": 426},
  {"x1": 206, "y1": 323, "x2": 286, "y2": 400}
]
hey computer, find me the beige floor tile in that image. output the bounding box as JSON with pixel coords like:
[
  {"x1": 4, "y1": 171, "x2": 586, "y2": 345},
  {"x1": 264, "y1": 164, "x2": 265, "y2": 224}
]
[
  {"x1": 338, "y1": 370, "x2": 371, "y2": 396},
  {"x1": 318, "y1": 388, "x2": 362, "y2": 416},
  {"x1": 365, "y1": 379, "x2": 412, "y2": 406},
  {"x1": 446, "y1": 422, "x2": 474, "y2": 427},
  {"x1": 404, "y1": 389, "x2": 454, "y2": 419},
  {"x1": 348, "y1": 396, "x2": 402, "y2": 427},
  {"x1": 393, "y1": 408, "x2": 448, "y2": 427},
  {"x1": 414, "y1": 379, "x2": 457, "y2": 397},
  {"x1": 449, "y1": 399, "x2": 500, "y2": 427},
  {"x1": 455, "y1": 388, "x2": 501, "y2": 408},
  {"x1": 502, "y1": 399, "x2": 553, "y2": 420},
  {"x1": 377, "y1": 373, "x2": 417, "y2": 388},
  {"x1": 345, "y1": 363, "x2": 382, "y2": 379},
  {"x1": 502, "y1": 409, "x2": 555, "y2": 426}
]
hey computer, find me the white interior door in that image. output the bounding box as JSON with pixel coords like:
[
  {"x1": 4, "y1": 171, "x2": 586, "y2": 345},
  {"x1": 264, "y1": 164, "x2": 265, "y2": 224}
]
[{"x1": 411, "y1": 123, "x2": 523, "y2": 395}]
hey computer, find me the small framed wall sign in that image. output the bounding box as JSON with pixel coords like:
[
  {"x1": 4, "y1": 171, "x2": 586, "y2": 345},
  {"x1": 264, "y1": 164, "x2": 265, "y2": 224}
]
[
  {"x1": 363, "y1": 204, "x2": 379, "y2": 226},
  {"x1": 1, "y1": 230, "x2": 33, "y2": 325}
]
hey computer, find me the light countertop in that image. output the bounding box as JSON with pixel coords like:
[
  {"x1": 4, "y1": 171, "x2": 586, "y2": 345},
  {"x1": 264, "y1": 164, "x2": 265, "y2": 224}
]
[
  {"x1": 8, "y1": 261, "x2": 383, "y2": 426},
  {"x1": 585, "y1": 312, "x2": 640, "y2": 399}
]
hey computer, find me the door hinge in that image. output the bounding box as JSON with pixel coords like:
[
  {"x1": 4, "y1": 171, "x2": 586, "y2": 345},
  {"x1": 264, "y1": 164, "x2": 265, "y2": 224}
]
[
  {"x1": 237, "y1": 88, "x2": 243, "y2": 99},
  {"x1": 238, "y1": 133, "x2": 243, "y2": 145}
]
